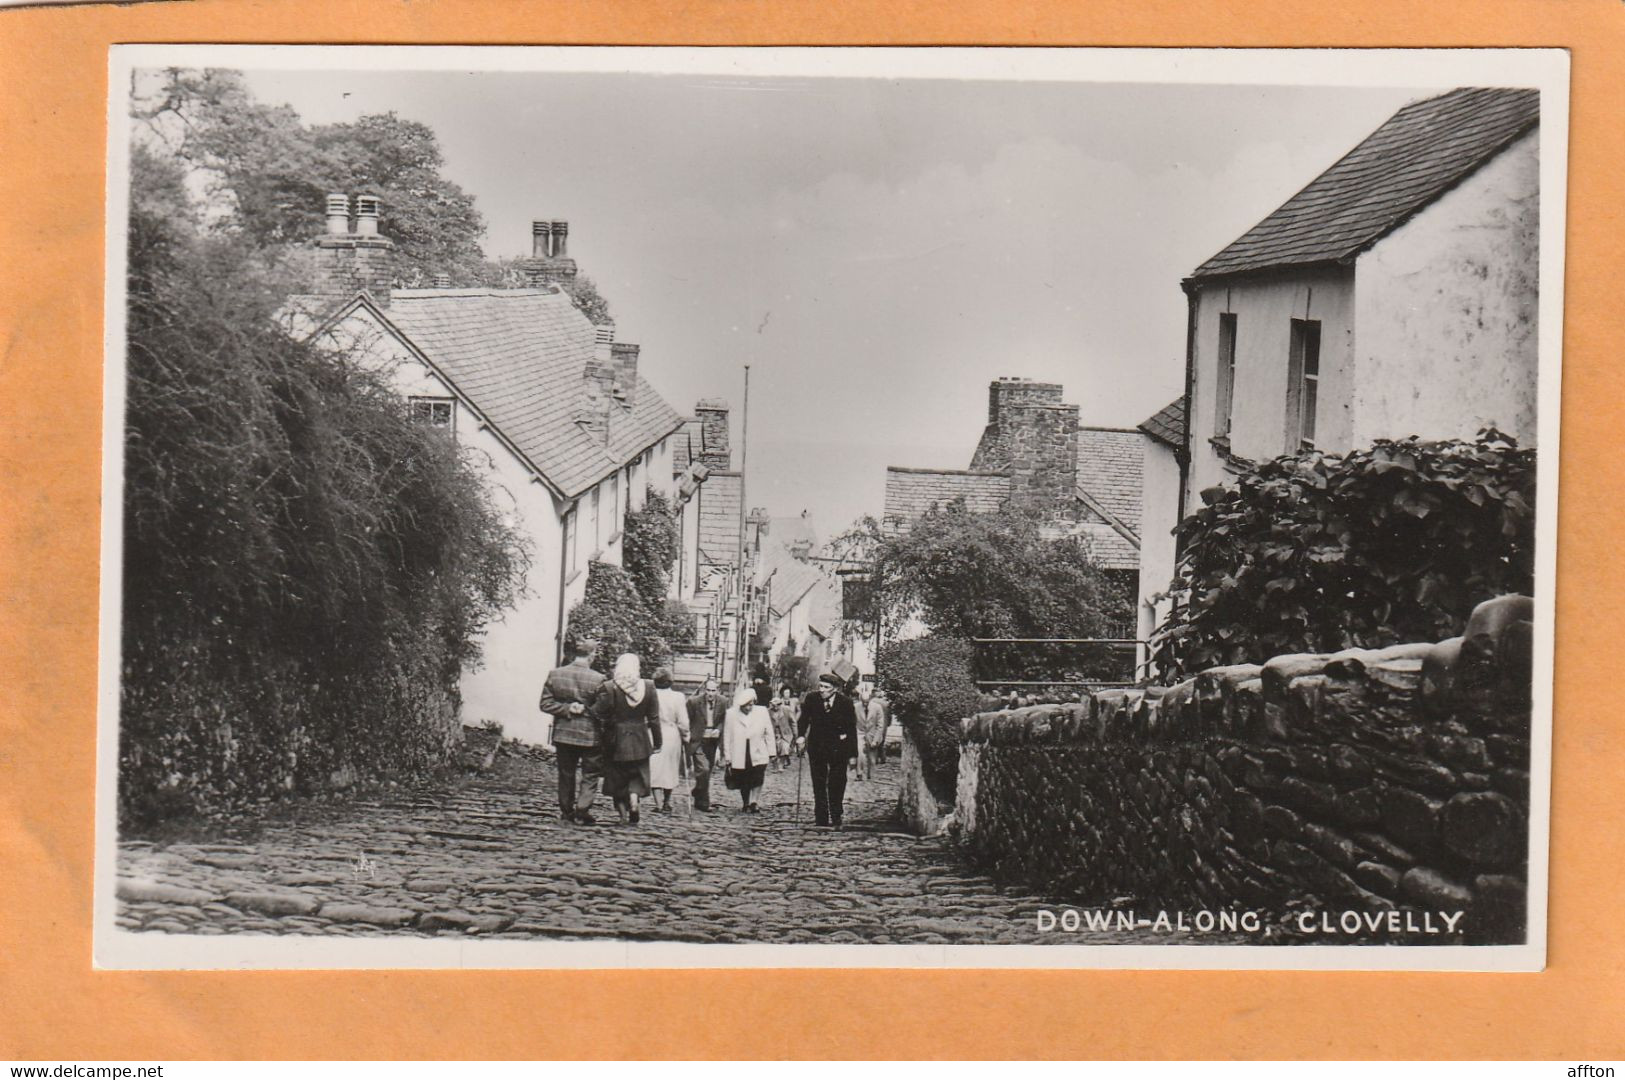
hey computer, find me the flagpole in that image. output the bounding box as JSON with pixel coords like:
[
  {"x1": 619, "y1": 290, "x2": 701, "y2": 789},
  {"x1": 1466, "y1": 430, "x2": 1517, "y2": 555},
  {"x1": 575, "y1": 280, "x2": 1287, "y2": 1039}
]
[{"x1": 734, "y1": 362, "x2": 751, "y2": 687}]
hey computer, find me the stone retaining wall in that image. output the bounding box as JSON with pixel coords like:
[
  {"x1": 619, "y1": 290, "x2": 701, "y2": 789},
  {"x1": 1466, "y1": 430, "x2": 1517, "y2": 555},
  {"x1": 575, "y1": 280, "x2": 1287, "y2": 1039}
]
[
  {"x1": 898, "y1": 726, "x2": 955, "y2": 836},
  {"x1": 954, "y1": 595, "x2": 1534, "y2": 944}
]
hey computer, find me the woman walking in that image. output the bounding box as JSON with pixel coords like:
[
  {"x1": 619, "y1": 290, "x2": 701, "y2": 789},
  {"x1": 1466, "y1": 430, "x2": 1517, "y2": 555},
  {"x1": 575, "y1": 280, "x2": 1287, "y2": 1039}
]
[
  {"x1": 770, "y1": 685, "x2": 799, "y2": 771},
  {"x1": 591, "y1": 653, "x2": 663, "y2": 825},
  {"x1": 720, "y1": 685, "x2": 773, "y2": 813},
  {"x1": 649, "y1": 668, "x2": 688, "y2": 812}
]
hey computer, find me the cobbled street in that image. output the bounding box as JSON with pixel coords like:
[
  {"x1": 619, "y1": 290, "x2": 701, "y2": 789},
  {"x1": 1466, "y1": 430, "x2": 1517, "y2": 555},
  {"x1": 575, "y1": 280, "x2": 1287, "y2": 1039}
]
[{"x1": 115, "y1": 751, "x2": 1205, "y2": 945}]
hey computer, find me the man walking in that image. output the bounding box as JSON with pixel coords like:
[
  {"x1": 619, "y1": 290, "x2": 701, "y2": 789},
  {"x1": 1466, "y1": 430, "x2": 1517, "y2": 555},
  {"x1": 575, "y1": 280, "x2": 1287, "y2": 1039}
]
[
  {"x1": 855, "y1": 682, "x2": 886, "y2": 781},
  {"x1": 686, "y1": 676, "x2": 728, "y2": 812},
  {"x1": 539, "y1": 632, "x2": 607, "y2": 825},
  {"x1": 796, "y1": 671, "x2": 859, "y2": 828}
]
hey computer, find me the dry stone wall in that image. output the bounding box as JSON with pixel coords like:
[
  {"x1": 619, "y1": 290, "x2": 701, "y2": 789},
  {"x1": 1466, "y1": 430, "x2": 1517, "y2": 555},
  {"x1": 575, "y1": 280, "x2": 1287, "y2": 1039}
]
[{"x1": 954, "y1": 595, "x2": 1535, "y2": 944}]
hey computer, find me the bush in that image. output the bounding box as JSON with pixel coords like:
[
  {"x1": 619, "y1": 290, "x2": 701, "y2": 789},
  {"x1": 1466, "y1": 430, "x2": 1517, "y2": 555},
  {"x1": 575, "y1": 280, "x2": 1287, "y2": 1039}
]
[
  {"x1": 120, "y1": 149, "x2": 528, "y2": 823},
  {"x1": 622, "y1": 489, "x2": 682, "y2": 611},
  {"x1": 877, "y1": 636, "x2": 983, "y2": 800},
  {"x1": 565, "y1": 562, "x2": 684, "y2": 675},
  {"x1": 1152, "y1": 430, "x2": 1536, "y2": 678}
]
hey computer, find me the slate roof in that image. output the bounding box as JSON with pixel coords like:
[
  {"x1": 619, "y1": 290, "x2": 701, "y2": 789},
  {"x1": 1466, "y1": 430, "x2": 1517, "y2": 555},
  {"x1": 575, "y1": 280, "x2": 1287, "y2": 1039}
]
[
  {"x1": 671, "y1": 417, "x2": 704, "y2": 475},
  {"x1": 1066, "y1": 522, "x2": 1141, "y2": 571},
  {"x1": 1192, "y1": 87, "x2": 1540, "y2": 280},
  {"x1": 378, "y1": 288, "x2": 684, "y2": 498},
  {"x1": 756, "y1": 542, "x2": 826, "y2": 617},
  {"x1": 697, "y1": 471, "x2": 743, "y2": 569},
  {"x1": 1075, "y1": 427, "x2": 1143, "y2": 535},
  {"x1": 882, "y1": 467, "x2": 1012, "y2": 531},
  {"x1": 1139, "y1": 397, "x2": 1187, "y2": 451},
  {"x1": 805, "y1": 575, "x2": 844, "y2": 638}
]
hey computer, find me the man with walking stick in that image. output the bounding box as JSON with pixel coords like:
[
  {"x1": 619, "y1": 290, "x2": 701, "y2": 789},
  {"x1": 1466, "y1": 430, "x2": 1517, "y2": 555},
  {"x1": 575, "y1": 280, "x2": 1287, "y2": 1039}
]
[{"x1": 795, "y1": 670, "x2": 860, "y2": 829}]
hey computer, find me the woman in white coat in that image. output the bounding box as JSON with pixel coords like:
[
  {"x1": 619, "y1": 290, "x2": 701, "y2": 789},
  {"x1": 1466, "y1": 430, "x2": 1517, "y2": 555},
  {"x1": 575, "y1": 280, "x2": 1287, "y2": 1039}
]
[
  {"x1": 649, "y1": 668, "x2": 689, "y2": 812},
  {"x1": 720, "y1": 685, "x2": 773, "y2": 813}
]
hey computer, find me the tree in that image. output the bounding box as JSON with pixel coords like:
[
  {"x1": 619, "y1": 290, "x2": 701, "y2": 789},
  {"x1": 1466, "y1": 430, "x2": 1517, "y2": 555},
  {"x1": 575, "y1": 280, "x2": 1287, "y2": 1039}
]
[
  {"x1": 131, "y1": 69, "x2": 489, "y2": 284},
  {"x1": 840, "y1": 501, "x2": 1130, "y2": 641},
  {"x1": 1151, "y1": 431, "x2": 1537, "y2": 678}
]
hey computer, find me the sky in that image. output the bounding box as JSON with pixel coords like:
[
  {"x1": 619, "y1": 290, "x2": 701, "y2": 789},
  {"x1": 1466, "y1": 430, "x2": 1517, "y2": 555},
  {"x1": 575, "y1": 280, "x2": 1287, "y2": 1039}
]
[{"x1": 239, "y1": 68, "x2": 1424, "y2": 539}]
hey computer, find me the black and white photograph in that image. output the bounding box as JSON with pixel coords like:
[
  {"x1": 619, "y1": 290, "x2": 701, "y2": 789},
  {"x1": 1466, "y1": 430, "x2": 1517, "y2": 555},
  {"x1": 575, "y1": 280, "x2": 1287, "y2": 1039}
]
[{"x1": 96, "y1": 46, "x2": 1566, "y2": 970}]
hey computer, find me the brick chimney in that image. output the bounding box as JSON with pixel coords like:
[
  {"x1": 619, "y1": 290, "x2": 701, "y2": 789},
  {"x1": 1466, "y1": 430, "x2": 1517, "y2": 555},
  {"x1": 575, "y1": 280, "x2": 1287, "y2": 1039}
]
[
  {"x1": 971, "y1": 378, "x2": 1078, "y2": 520},
  {"x1": 611, "y1": 343, "x2": 641, "y2": 407},
  {"x1": 695, "y1": 398, "x2": 732, "y2": 470},
  {"x1": 311, "y1": 192, "x2": 395, "y2": 308},
  {"x1": 576, "y1": 360, "x2": 615, "y2": 443},
  {"x1": 521, "y1": 218, "x2": 579, "y2": 287}
]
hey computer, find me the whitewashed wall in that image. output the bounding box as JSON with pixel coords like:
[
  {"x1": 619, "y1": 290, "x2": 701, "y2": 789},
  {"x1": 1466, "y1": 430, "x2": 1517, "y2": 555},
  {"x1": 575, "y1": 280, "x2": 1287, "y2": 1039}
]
[{"x1": 1353, "y1": 130, "x2": 1539, "y2": 448}]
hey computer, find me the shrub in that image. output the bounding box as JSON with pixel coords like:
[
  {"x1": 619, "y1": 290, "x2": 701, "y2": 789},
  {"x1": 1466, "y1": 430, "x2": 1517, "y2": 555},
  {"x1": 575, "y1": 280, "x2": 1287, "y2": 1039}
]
[
  {"x1": 120, "y1": 157, "x2": 528, "y2": 824},
  {"x1": 565, "y1": 562, "x2": 685, "y2": 675},
  {"x1": 1152, "y1": 430, "x2": 1537, "y2": 678},
  {"x1": 877, "y1": 636, "x2": 982, "y2": 800},
  {"x1": 622, "y1": 489, "x2": 682, "y2": 611}
]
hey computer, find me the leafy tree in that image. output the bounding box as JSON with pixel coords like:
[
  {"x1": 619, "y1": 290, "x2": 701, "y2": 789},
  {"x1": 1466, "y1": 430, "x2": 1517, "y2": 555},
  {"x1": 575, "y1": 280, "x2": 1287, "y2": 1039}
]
[
  {"x1": 1151, "y1": 431, "x2": 1537, "y2": 678},
  {"x1": 838, "y1": 501, "x2": 1129, "y2": 641},
  {"x1": 131, "y1": 69, "x2": 489, "y2": 284}
]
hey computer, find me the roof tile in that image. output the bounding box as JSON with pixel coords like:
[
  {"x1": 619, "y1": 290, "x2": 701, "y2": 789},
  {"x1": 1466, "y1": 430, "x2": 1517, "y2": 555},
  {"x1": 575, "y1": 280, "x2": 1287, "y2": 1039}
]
[
  {"x1": 1192, "y1": 88, "x2": 1539, "y2": 279},
  {"x1": 382, "y1": 288, "x2": 684, "y2": 497}
]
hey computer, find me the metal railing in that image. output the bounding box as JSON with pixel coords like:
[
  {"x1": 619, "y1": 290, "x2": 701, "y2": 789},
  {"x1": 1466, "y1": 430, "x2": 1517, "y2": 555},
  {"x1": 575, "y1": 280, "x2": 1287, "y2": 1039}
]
[{"x1": 969, "y1": 636, "x2": 1143, "y2": 691}]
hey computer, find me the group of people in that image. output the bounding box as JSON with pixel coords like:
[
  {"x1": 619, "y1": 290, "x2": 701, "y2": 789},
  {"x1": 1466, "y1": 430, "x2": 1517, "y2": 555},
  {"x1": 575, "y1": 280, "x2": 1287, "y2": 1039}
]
[{"x1": 538, "y1": 630, "x2": 887, "y2": 829}]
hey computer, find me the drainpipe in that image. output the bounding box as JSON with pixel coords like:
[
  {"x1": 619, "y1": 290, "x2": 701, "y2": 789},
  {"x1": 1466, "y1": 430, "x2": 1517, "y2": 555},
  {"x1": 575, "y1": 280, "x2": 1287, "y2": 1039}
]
[{"x1": 1177, "y1": 277, "x2": 1199, "y2": 534}]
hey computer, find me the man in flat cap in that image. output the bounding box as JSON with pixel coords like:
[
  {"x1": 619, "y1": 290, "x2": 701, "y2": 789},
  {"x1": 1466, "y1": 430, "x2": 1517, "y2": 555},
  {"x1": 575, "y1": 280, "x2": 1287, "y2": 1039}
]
[
  {"x1": 539, "y1": 630, "x2": 608, "y2": 825},
  {"x1": 796, "y1": 670, "x2": 860, "y2": 828}
]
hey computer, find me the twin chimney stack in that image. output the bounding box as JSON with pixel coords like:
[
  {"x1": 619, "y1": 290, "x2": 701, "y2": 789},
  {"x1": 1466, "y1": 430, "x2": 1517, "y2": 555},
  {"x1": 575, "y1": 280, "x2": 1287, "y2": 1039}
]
[
  {"x1": 312, "y1": 192, "x2": 395, "y2": 308},
  {"x1": 523, "y1": 219, "x2": 577, "y2": 286}
]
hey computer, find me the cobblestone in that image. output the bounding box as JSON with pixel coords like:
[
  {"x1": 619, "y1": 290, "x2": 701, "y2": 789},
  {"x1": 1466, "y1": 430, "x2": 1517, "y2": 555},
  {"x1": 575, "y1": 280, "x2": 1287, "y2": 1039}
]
[{"x1": 114, "y1": 755, "x2": 1207, "y2": 945}]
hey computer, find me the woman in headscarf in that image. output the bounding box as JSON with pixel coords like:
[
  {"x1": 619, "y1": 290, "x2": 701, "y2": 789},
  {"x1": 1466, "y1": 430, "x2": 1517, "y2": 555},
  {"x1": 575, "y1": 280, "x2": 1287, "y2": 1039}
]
[
  {"x1": 648, "y1": 668, "x2": 688, "y2": 813},
  {"x1": 590, "y1": 653, "x2": 662, "y2": 825},
  {"x1": 720, "y1": 685, "x2": 773, "y2": 813}
]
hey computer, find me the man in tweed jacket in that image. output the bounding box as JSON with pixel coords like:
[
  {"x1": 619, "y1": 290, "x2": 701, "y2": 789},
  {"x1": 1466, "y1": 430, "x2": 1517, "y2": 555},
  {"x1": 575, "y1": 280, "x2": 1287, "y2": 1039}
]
[{"x1": 539, "y1": 633, "x2": 608, "y2": 825}]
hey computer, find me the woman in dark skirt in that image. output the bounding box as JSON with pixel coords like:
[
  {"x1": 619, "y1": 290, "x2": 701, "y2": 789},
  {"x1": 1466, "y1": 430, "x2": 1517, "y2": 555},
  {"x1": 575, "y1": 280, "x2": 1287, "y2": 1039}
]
[
  {"x1": 720, "y1": 686, "x2": 773, "y2": 812},
  {"x1": 591, "y1": 653, "x2": 662, "y2": 825}
]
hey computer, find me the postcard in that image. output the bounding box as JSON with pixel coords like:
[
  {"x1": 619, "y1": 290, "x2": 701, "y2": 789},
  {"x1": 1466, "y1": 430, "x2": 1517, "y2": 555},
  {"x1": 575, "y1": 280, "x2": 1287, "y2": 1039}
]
[{"x1": 96, "y1": 44, "x2": 1566, "y2": 971}]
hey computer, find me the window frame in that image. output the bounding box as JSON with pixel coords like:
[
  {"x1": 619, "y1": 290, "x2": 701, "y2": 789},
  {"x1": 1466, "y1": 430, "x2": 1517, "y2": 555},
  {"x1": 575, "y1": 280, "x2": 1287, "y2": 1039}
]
[
  {"x1": 408, "y1": 396, "x2": 456, "y2": 433},
  {"x1": 563, "y1": 505, "x2": 579, "y2": 579},
  {"x1": 1214, "y1": 312, "x2": 1238, "y2": 440},
  {"x1": 1286, "y1": 318, "x2": 1322, "y2": 451}
]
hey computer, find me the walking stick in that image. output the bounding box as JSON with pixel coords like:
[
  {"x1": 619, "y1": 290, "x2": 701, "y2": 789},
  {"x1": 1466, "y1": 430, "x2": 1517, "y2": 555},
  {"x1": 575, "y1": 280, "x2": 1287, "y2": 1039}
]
[{"x1": 794, "y1": 746, "x2": 805, "y2": 824}]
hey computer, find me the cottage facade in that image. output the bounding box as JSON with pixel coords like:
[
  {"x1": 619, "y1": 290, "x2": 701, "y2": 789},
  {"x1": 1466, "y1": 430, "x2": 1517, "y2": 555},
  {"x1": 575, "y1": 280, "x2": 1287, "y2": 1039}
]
[
  {"x1": 1183, "y1": 87, "x2": 1539, "y2": 499},
  {"x1": 297, "y1": 199, "x2": 700, "y2": 735},
  {"x1": 1136, "y1": 87, "x2": 1541, "y2": 674}
]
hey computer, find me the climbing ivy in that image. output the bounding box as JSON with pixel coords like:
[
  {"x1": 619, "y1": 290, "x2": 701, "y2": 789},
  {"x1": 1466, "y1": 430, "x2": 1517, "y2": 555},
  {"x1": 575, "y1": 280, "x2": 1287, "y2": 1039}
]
[{"x1": 1151, "y1": 430, "x2": 1537, "y2": 678}]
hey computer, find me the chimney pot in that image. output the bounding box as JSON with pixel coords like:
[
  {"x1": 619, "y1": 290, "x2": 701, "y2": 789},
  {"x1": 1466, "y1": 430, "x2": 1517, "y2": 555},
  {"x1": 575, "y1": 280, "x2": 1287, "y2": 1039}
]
[
  {"x1": 355, "y1": 195, "x2": 381, "y2": 236},
  {"x1": 532, "y1": 220, "x2": 551, "y2": 258},
  {"x1": 325, "y1": 193, "x2": 350, "y2": 236},
  {"x1": 550, "y1": 220, "x2": 569, "y2": 258}
]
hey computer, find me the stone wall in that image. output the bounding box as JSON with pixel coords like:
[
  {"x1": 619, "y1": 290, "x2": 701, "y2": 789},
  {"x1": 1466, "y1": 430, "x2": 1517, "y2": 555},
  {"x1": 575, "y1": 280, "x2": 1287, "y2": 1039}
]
[
  {"x1": 954, "y1": 595, "x2": 1534, "y2": 944},
  {"x1": 898, "y1": 726, "x2": 956, "y2": 836}
]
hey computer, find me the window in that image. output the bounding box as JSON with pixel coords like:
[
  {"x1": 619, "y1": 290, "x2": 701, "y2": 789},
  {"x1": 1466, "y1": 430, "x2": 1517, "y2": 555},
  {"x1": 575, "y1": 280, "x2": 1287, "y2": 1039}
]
[
  {"x1": 1286, "y1": 318, "x2": 1322, "y2": 450},
  {"x1": 563, "y1": 506, "x2": 578, "y2": 577},
  {"x1": 409, "y1": 397, "x2": 455, "y2": 432},
  {"x1": 586, "y1": 486, "x2": 600, "y2": 557},
  {"x1": 1214, "y1": 313, "x2": 1237, "y2": 439},
  {"x1": 603, "y1": 472, "x2": 619, "y2": 547}
]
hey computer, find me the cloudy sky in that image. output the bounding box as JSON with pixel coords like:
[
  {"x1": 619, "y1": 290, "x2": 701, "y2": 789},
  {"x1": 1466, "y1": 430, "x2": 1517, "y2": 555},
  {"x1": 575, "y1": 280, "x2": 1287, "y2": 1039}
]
[{"x1": 240, "y1": 66, "x2": 1424, "y2": 538}]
